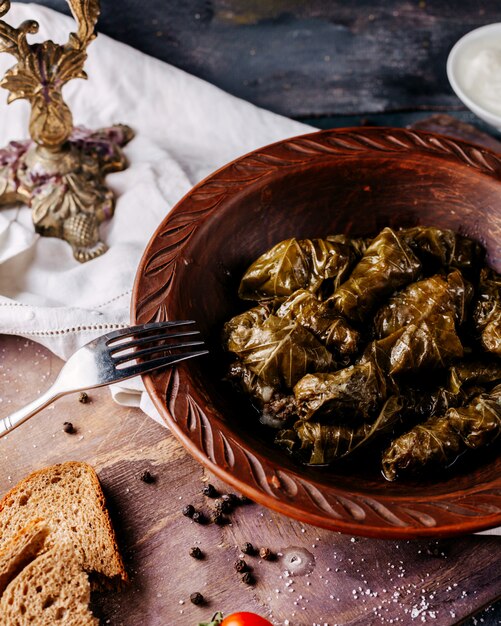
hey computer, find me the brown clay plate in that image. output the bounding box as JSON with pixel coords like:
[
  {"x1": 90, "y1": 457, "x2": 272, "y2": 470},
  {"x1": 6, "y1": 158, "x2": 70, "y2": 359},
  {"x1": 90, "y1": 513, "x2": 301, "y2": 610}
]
[{"x1": 132, "y1": 127, "x2": 501, "y2": 538}]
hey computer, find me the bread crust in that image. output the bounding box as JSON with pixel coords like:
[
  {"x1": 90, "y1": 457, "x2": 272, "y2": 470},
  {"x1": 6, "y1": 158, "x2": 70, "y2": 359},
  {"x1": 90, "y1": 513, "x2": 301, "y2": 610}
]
[
  {"x1": 0, "y1": 462, "x2": 127, "y2": 584},
  {"x1": 0, "y1": 541, "x2": 98, "y2": 626},
  {"x1": 0, "y1": 518, "x2": 49, "y2": 596}
]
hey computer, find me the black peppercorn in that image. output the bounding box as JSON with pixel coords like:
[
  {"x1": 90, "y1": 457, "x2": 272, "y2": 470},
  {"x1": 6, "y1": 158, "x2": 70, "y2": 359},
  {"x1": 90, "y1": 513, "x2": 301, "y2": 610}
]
[
  {"x1": 192, "y1": 511, "x2": 206, "y2": 524},
  {"x1": 239, "y1": 495, "x2": 252, "y2": 505},
  {"x1": 202, "y1": 483, "x2": 218, "y2": 498},
  {"x1": 140, "y1": 470, "x2": 155, "y2": 484},
  {"x1": 259, "y1": 547, "x2": 274, "y2": 561},
  {"x1": 242, "y1": 572, "x2": 254, "y2": 585},
  {"x1": 190, "y1": 592, "x2": 204, "y2": 605},
  {"x1": 212, "y1": 513, "x2": 226, "y2": 526},
  {"x1": 216, "y1": 499, "x2": 233, "y2": 514},
  {"x1": 182, "y1": 504, "x2": 195, "y2": 518},
  {"x1": 78, "y1": 392, "x2": 89, "y2": 404},
  {"x1": 63, "y1": 422, "x2": 76, "y2": 434},
  {"x1": 222, "y1": 493, "x2": 239, "y2": 506},
  {"x1": 241, "y1": 542, "x2": 255, "y2": 556},
  {"x1": 234, "y1": 559, "x2": 248, "y2": 573},
  {"x1": 189, "y1": 546, "x2": 203, "y2": 559}
]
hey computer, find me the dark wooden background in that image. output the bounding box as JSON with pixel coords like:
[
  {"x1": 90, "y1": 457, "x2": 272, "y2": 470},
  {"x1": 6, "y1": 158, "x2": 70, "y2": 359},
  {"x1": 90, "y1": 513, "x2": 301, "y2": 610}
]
[
  {"x1": 12, "y1": 1, "x2": 501, "y2": 624},
  {"x1": 17, "y1": 0, "x2": 501, "y2": 120}
]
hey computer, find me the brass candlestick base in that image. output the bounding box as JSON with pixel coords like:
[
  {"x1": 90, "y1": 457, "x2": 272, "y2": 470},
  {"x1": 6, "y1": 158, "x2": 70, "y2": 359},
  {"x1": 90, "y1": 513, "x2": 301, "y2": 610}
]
[
  {"x1": 0, "y1": 0, "x2": 134, "y2": 262},
  {"x1": 0, "y1": 125, "x2": 133, "y2": 262}
]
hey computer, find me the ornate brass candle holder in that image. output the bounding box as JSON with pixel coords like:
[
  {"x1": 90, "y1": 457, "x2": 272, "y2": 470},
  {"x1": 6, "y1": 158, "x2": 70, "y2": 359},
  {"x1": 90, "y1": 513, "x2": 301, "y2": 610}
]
[{"x1": 0, "y1": 0, "x2": 133, "y2": 262}]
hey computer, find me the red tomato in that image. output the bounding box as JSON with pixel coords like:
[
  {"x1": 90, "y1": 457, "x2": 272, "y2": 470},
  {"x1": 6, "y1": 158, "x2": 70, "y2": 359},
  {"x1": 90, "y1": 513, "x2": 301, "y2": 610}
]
[{"x1": 221, "y1": 613, "x2": 273, "y2": 626}]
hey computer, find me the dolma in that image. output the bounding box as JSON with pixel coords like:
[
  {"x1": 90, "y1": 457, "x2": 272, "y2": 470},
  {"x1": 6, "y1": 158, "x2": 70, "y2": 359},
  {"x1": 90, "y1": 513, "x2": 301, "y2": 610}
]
[
  {"x1": 398, "y1": 385, "x2": 458, "y2": 424},
  {"x1": 399, "y1": 226, "x2": 484, "y2": 275},
  {"x1": 327, "y1": 234, "x2": 371, "y2": 256},
  {"x1": 293, "y1": 358, "x2": 390, "y2": 421},
  {"x1": 238, "y1": 237, "x2": 361, "y2": 301},
  {"x1": 364, "y1": 312, "x2": 463, "y2": 376},
  {"x1": 225, "y1": 313, "x2": 333, "y2": 389},
  {"x1": 328, "y1": 227, "x2": 421, "y2": 323},
  {"x1": 276, "y1": 289, "x2": 360, "y2": 358},
  {"x1": 448, "y1": 358, "x2": 501, "y2": 395},
  {"x1": 483, "y1": 322, "x2": 501, "y2": 356},
  {"x1": 359, "y1": 332, "x2": 401, "y2": 376},
  {"x1": 386, "y1": 313, "x2": 464, "y2": 375},
  {"x1": 226, "y1": 360, "x2": 276, "y2": 405},
  {"x1": 223, "y1": 304, "x2": 270, "y2": 353},
  {"x1": 382, "y1": 384, "x2": 501, "y2": 480},
  {"x1": 274, "y1": 427, "x2": 299, "y2": 454},
  {"x1": 286, "y1": 395, "x2": 402, "y2": 464},
  {"x1": 374, "y1": 270, "x2": 472, "y2": 338},
  {"x1": 261, "y1": 394, "x2": 298, "y2": 428},
  {"x1": 472, "y1": 268, "x2": 501, "y2": 356},
  {"x1": 223, "y1": 225, "x2": 501, "y2": 481},
  {"x1": 226, "y1": 361, "x2": 299, "y2": 428}
]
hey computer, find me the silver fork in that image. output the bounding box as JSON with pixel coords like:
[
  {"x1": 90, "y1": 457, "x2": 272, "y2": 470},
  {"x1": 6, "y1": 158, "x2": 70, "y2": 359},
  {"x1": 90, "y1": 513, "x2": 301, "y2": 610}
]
[{"x1": 0, "y1": 321, "x2": 208, "y2": 437}]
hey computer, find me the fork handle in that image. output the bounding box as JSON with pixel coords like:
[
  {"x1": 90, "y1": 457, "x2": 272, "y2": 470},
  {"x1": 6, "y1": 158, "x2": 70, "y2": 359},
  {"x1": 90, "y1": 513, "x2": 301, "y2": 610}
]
[{"x1": 0, "y1": 388, "x2": 61, "y2": 436}]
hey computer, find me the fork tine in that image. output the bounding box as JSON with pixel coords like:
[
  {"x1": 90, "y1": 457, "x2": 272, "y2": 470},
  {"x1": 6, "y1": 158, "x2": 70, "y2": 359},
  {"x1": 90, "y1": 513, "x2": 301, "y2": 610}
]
[
  {"x1": 118, "y1": 350, "x2": 209, "y2": 379},
  {"x1": 108, "y1": 330, "x2": 201, "y2": 354},
  {"x1": 105, "y1": 321, "x2": 196, "y2": 344},
  {"x1": 113, "y1": 341, "x2": 206, "y2": 366}
]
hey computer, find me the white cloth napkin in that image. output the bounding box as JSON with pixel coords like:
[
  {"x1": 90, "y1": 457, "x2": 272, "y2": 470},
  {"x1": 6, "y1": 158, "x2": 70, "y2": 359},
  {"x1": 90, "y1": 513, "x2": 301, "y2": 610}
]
[{"x1": 0, "y1": 3, "x2": 310, "y2": 423}]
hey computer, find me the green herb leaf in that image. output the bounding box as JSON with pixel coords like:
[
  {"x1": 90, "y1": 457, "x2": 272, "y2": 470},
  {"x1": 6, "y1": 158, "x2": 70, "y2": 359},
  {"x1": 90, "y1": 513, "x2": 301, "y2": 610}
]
[{"x1": 198, "y1": 611, "x2": 224, "y2": 626}]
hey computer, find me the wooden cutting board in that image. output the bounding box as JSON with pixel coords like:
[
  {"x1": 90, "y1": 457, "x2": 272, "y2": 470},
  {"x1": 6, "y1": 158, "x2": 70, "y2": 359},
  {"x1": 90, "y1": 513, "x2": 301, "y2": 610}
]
[{"x1": 0, "y1": 334, "x2": 500, "y2": 626}]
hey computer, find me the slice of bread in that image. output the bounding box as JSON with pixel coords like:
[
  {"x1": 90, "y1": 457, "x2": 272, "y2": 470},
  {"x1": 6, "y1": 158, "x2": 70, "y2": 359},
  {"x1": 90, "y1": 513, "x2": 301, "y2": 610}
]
[
  {"x1": 0, "y1": 519, "x2": 49, "y2": 597},
  {"x1": 0, "y1": 541, "x2": 98, "y2": 626},
  {"x1": 0, "y1": 462, "x2": 126, "y2": 585}
]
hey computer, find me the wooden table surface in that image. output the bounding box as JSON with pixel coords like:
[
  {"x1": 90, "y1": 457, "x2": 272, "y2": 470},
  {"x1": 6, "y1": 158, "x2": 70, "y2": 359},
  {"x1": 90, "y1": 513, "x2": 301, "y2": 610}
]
[{"x1": 1, "y1": 333, "x2": 500, "y2": 626}]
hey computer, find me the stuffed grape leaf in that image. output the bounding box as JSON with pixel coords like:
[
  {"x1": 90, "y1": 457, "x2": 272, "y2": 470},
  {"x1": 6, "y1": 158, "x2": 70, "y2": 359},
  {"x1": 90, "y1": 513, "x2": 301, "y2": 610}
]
[
  {"x1": 286, "y1": 395, "x2": 402, "y2": 464},
  {"x1": 363, "y1": 312, "x2": 463, "y2": 376},
  {"x1": 274, "y1": 427, "x2": 299, "y2": 453},
  {"x1": 276, "y1": 289, "x2": 360, "y2": 359},
  {"x1": 385, "y1": 313, "x2": 464, "y2": 375},
  {"x1": 223, "y1": 225, "x2": 501, "y2": 481},
  {"x1": 399, "y1": 226, "x2": 484, "y2": 275},
  {"x1": 223, "y1": 304, "x2": 270, "y2": 352},
  {"x1": 261, "y1": 394, "x2": 298, "y2": 428},
  {"x1": 328, "y1": 227, "x2": 421, "y2": 323},
  {"x1": 360, "y1": 332, "x2": 400, "y2": 377},
  {"x1": 382, "y1": 384, "x2": 501, "y2": 480},
  {"x1": 226, "y1": 360, "x2": 276, "y2": 404},
  {"x1": 397, "y1": 385, "x2": 458, "y2": 424},
  {"x1": 483, "y1": 322, "x2": 501, "y2": 356},
  {"x1": 293, "y1": 358, "x2": 390, "y2": 421},
  {"x1": 225, "y1": 313, "x2": 333, "y2": 389},
  {"x1": 374, "y1": 270, "x2": 472, "y2": 338},
  {"x1": 327, "y1": 234, "x2": 371, "y2": 256},
  {"x1": 448, "y1": 358, "x2": 501, "y2": 395},
  {"x1": 238, "y1": 237, "x2": 362, "y2": 301},
  {"x1": 473, "y1": 268, "x2": 501, "y2": 356}
]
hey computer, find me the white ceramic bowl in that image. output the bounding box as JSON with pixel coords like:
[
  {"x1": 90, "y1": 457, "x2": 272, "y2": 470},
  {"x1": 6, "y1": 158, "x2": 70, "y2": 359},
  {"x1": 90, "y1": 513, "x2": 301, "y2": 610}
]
[{"x1": 447, "y1": 23, "x2": 501, "y2": 131}]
